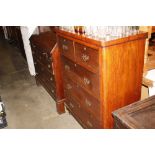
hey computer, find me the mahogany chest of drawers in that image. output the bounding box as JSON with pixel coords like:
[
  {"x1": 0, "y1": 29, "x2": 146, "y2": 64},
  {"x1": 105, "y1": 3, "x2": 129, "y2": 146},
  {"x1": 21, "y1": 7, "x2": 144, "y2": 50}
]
[
  {"x1": 112, "y1": 95, "x2": 155, "y2": 129},
  {"x1": 30, "y1": 31, "x2": 65, "y2": 114},
  {"x1": 56, "y1": 29, "x2": 148, "y2": 128}
]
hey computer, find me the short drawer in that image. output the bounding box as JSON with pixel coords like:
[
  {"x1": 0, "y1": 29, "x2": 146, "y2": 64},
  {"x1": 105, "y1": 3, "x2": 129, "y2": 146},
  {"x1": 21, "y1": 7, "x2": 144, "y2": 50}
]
[
  {"x1": 61, "y1": 56, "x2": 76, "y2": 79},
  {"x1": 75, "y1": 64, "x2": 100, "y2": 99},
  {"x1": 75, "y1": 43, "x2": 99, "y2": 73},
  {"x1": 58, "y1": 37, "x2": 75, "y2": 61}
]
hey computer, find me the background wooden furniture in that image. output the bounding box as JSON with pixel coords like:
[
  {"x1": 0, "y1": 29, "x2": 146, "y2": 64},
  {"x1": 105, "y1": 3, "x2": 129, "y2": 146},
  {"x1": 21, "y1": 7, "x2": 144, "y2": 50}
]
[
  {"x1": 0, "y1": 26, "x2": 4, "y2": 39},
  {"x1": 3, "y1": 26, "x2": 26, "y2": 59},
  {"x1": 30, "y1": 31, "x2": 65, "y2": 114},
  {"x1": 112, "y1": 95, "x2": 155, "y2": 129},
  {"x1": 140, "y1": 26, "x2": 155, "y2": 87},
  {"x1": 56, "y1": 29, "x2": 147, "y2": 128}
]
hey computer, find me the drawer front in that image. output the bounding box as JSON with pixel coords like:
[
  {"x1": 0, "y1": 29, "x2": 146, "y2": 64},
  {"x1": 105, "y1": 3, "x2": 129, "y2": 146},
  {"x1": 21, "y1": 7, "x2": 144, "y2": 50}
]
[
  {"x1": 40, "y1": 50, "x2": 52, "y2": 65},
  {"x1": 34, "y1": 57, "x2": 53, "y2": 73},
  {"x1": 43, "y1": 79, "x2": 56, "y2": 99},
  {"x1": 81, "y1": 110, "x2": 101, "y2": 129},
  {"x1": 34, "y1": 59, "x2": 44, "y2": 79},
  {"x1": 42, "y1": 69, "x2": 56, "y2": 88},
  {"x1": 75, "y1": 84, "x2": 100, "y2": 118},
  {"x1": 32, "y1": 46, "x2": 42, "y2": 62},
  {"x1": 65, "y1": 97, "x2": 101, "y2": 129},
  {"x1": 31, "y1": 42, "x2": 51, "y2": 56},
  {"x1": 75, "y1": 43, "x2": 99, "y2": 73},
  {"x1": 65, "y1": 98, "x2": 81, "y2": 118},
  {"x1": 34, "y1": 55, "x2": 54, "y2": 75},
  {"x1": 63, "y1": 77, "x2": 75, "y2": 97},
  {"x1": 64, "y1": 77, "x2": 100, "y2": 120},
  {"x1": 47, "y1": 84, "x2": 56, "y2": 99},
  {"x1": 62, "y1": 57, "x2": 100, "y2": 98},
  {"x1": 32, "y1": 44, "x2": 52, "y2": 67},
  {"x1": 44, "y1": 61, "x2": 53, "y2": 73},
  {"x1": 43, "y1": 65, "x2": 56, "y2": 98},
  {"x1": 34, "y1": 58, "x2": 56, "y2": 90},
  {"x1": 61, "y1": 56, "x2": 76, "y2": 79},
  {"x1": 58, "y1": 37, "x2": 75, "y2": 61},
  {"x1": 31, "y1": 43, "x2": 56, "y2": 100},
  {"x1": 75, "y1": 64, "x2": 100, "y2": 99},
  {"x1": 45, "y1": 71, "x2": 55, "y2": 86}
]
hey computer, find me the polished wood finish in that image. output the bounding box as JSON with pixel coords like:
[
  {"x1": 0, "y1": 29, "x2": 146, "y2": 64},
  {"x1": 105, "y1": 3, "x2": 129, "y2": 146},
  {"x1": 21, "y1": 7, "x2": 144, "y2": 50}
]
[
  {"x1": 30, "y1": 31, "x2": 65, "y2": 114},
  {"x1": 112, "y1": 95, "x2": 155, "y2": 129},
  {"x1": 74, "y1": 42, "x2": 99, "y2": 73},
  {"x1": 52, "y1": 44, "x2": 65, "y2": 113},
  {"x1": 63, "y1": 76, "x2": 100, "y2": 118},
  {"x1": 56, "y1": 29, "x2": 147, "y2": 128},
  {"x1": 58, "y1": 37, "x2": 75, "y2": 61},
  {"x1": 152, "y1": 26, "x2": 155, "y2": 33}
]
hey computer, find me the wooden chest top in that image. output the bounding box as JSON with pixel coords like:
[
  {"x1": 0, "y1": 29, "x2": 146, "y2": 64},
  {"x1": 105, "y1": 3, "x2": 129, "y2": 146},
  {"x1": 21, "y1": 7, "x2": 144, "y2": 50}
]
[
  {"x1": 112, "y1": 95, "x2": 155, "y2": 129},
  {"x1": 30, "y1": 31, "x2": 56, "y2": 52}
]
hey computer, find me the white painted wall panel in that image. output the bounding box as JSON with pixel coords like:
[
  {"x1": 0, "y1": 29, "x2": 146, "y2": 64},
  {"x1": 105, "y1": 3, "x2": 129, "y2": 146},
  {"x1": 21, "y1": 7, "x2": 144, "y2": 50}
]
[{"x1": 20, "y1": 26, "x2": 39, "y2": 76}]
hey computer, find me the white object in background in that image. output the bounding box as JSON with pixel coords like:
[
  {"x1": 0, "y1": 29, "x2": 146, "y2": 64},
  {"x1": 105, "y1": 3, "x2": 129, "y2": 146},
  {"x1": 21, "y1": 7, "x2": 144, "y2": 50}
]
[
  {"x1": 28, "y1": 26, "x2": 39, "y2": 37},
  {"x1": 20, "y1": 26, "x2": 38, "y2": 76},
  {"x1": 145, "y1": 69, "x2": 155, "y2": 96},
  {"x1": 0, "y1": 103, "x2": 3, "y2": 112},
  {"x1": 2, "y1": 26, "x2": 9, "y2": 39},
  {"x1": 0, "y1": 100, "x2": 4, "y2": 112}
]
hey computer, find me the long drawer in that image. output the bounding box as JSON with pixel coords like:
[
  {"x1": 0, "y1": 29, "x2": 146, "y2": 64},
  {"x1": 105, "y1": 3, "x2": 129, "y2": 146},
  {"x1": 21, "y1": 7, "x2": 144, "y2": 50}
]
[
  {"x1": 75, "y1": 64, "x2": 100, "y2": 99},
  {"x1": 65, "y1": 97, "x2": 101, "y2": 129},
  {"x1": 62, "y1": 56, "x2": 100, "y2": 99},
  {"x1": 64, "y1": 76, "x2": 101, "y2": 120}
]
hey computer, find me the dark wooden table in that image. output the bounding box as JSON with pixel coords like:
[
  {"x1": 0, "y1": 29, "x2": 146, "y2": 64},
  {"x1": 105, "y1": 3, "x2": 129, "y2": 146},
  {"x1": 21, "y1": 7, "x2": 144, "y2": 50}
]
[{"x1": 112, "y1": 95, "x2": 155, "y2": 129}]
